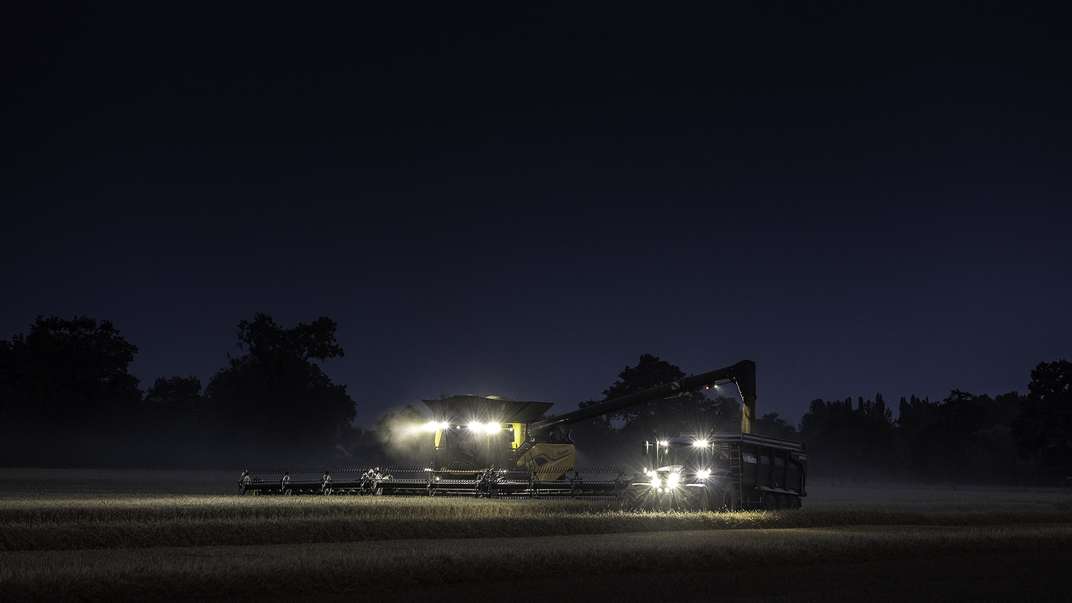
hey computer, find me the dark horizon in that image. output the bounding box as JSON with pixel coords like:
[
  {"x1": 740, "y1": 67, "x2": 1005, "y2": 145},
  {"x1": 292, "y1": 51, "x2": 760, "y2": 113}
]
[{"x1": 4, "y1": 3, "x2": 1070, "y2": 427}]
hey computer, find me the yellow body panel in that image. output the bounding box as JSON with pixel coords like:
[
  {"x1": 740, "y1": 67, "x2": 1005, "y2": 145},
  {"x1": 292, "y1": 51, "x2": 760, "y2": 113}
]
[
  {"x1": 514, "y1": 443, "x2": 576, "y2": 480},
  {"x1": 510, "y1": 422, "x2": 526, "y2": 450},
  {"x1": 741, "y1": 404, "x2": 752, "y2": 434}
]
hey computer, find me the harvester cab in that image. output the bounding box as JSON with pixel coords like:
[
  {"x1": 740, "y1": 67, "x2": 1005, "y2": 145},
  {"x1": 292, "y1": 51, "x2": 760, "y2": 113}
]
[
  {"x1": 642, "y1": 436, "x2": 716, "y2": 480},
  {"x1": 417, "y1": 395, "x2": 567, "y2": 475}
]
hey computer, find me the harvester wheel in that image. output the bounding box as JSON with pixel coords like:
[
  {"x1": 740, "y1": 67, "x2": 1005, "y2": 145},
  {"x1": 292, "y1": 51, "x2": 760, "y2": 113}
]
[{"x1": 686, "y1": 488, "x2": 708, "y2": 512}]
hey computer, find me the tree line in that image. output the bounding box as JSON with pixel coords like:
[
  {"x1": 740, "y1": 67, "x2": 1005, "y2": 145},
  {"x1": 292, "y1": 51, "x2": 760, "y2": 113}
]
[
  {"x1": 0, "y1": 314, "x2": 362, "y2": 467},
  {"x1": 1, "y1": 316, "x2": 1069, "y2": 482}
]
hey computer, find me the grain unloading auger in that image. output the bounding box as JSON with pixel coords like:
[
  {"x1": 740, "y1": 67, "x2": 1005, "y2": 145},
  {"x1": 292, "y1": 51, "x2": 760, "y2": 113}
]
[{"x1": 238, "y1": 360, "x2": 807, "y2": 509}]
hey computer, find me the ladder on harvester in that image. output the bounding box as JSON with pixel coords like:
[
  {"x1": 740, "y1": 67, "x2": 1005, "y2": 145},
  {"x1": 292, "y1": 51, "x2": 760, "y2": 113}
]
[
  {"x1": 732, "y1": 441, "x2": 744, "y2": 509},
  {"x1": 716, "y1": 440, "x2": 744, "y2": 510}
]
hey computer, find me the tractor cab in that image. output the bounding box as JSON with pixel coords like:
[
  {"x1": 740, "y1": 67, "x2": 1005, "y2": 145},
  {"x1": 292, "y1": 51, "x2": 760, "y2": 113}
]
[
  {"x1": 642, "y1": 435, "x2": 716, "y2": 468},
  {"x1": 637, "y1": 436, "x2": 715, "y2": 499}
]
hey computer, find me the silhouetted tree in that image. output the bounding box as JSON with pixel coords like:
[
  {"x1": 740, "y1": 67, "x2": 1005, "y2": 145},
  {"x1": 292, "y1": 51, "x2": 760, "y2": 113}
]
[
  {"x1": 142, "y1": 376, "x2": 209, "y2": 466},
  {"x1": 800, "y1": 395, "x2": 895, "y2": 480},
  {"x1": 0, "y1": 316, "x2": 143, "y2": 464},
  {"x1": 206, "y1": 313, "x2": 356, "y2": 462},
  {"x1": 603, "y1": 354, "x2": 685, "y2": 399},
  {"x1": 146, "y1": 376, "x2": 202, "y2": 406},
  {"x1": 753, "y1": 412, "x2": 797, "y2": 439},
  {"x1": 570, "y1": 355, "x2": 736, "y2": 464},
  {"x1": 4, "y1": 316, "x2": 141, "y2": 426},
  {"x1": 1014, "y1": 360, "x2": 1072, "y2": 476}
]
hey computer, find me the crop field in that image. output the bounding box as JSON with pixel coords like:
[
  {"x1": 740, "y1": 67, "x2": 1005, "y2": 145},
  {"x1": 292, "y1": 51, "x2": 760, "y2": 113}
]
[{"x1": 1, "y1": 469, "x2": 1071, "y2": 601}]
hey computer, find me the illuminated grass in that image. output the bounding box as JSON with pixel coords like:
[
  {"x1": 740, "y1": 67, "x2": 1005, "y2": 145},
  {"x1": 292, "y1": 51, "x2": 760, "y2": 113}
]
[
  {"x1": 2, "y1": 472, "x2": 1071, "y2": 601},
  {"x1": 1, "y1": 494, "x2": 1071, "y2": 552}
]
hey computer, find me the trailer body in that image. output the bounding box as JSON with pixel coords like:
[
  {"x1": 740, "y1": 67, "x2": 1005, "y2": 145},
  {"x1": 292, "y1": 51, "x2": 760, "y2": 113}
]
[{"x1": 710, "y1": 432, "x2": 807, "y2": 509}]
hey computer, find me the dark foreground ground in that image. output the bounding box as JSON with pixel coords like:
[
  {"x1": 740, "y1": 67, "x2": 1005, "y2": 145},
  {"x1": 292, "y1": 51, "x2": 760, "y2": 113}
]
[
  {"x1": 1, "y1": 469, "x2": 1070, "y2": 602},
  {"x1": 5, "y1": 526, "x2": 1072, "y2": 602}
]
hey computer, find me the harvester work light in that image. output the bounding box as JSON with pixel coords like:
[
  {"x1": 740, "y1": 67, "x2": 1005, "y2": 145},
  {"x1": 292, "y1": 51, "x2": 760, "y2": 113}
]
[
  {"x1": 466, "y1": 420, "x2": 502, "y2": 435},
  {"x1": 692, "y1": 438, "x2": 710, "y2": 448}
]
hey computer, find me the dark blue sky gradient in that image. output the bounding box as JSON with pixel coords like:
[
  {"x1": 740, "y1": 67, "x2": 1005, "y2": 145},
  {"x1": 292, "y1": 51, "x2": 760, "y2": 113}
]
[{"x1": 3, "y1": 3, "x2": 1070, "y2": 425}]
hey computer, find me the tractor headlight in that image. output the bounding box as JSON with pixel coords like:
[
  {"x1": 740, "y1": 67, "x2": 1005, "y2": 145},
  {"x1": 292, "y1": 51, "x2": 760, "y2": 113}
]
[
  {"x1": 667, "y1": 471, "x2": 681, "y2": 489},
  {"x1": 692, "y1": 439, "x2": 709, "y2": 448},
  {"x1": 650, "y1": 475, "x2": 662, "y2": 489},
  {"x1": 696, "y1": 469, "x2": 711, "y2": 480}
]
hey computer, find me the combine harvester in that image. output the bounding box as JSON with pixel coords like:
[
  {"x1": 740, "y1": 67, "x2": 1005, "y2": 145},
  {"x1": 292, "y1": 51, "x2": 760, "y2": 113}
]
[{"x1": 239, "y1": 360, "x2": 807, "y2": 509}]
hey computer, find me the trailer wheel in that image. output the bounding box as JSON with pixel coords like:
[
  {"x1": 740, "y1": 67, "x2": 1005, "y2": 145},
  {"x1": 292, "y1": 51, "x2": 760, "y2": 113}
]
[
  {"x1": 708, "y1": 488, "x2": 733, "y2": 512},
  {"x1": 682, "y1": 488, "x2": 707, "y2": 512}
]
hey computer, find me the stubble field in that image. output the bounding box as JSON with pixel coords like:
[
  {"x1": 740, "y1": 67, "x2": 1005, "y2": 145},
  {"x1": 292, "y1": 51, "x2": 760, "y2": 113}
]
[{"x1": 1, "y1": 468, "x2": 1070, "y2": 601}]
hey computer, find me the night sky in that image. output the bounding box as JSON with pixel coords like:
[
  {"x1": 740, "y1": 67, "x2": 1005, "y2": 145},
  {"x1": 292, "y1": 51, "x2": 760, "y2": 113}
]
[{"x1": 4, "y1": 3, "x2": 1070, "y2": 426}]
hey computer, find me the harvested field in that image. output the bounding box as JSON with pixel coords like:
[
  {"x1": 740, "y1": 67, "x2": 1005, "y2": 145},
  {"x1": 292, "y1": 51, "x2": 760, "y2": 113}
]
[{"x1": 1, "y1": 468, "x2": 1071, "y2": 601}]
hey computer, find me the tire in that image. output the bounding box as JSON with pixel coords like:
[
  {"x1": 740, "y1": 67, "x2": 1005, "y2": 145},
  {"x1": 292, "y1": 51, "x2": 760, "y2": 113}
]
[
  {"x1": 727, "y1": 489, "x2": 741, "y2": 512},
  {"x1": 688, "y1": 488, "x2": 709, "y2": 512},
  {"x1": 762, "y1": 493, "x2": 777, "y2": 510},
  {"x1": 703, "y1": 484, "x2": 728, "y2": 508}
]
